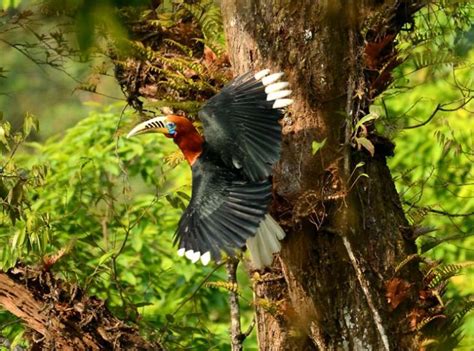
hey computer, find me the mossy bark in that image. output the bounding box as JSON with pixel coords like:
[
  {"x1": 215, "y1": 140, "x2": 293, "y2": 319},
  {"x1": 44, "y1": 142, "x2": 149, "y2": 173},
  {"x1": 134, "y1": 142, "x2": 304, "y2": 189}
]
[{"x1": 221, "y1": 1, "x2": 424, "y2": 349}]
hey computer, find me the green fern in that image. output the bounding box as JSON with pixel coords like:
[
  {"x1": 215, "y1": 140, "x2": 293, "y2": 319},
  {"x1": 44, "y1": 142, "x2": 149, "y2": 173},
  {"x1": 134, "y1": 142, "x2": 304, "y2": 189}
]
[
  {"x1": 205, "y1": 281, "x2": 239, "y2": 293},
  {"x1": 453, "y1": 299, "x2": 474, "y2": 324},
  {"x1": 417, "y1": 314, "x2": 447, "y2": 331},
  {"x1": 163, "y1": 38, "x2": 194, "y2": 57},
  {"x1": 182, "y1": 0, "x2": 222, "y2": 40},
  {"x1": 181, "y1": 0, "x2": 225, "y2": 52},
  {"x1": 427, "y1": 263, "x2": 473, "y2": 289},
  {"x1": 394, "y1": 253, "x2": 423, "y2": 274},
  {"x1": 423, "y1": 297, "x2": 474, "y2": 351}
]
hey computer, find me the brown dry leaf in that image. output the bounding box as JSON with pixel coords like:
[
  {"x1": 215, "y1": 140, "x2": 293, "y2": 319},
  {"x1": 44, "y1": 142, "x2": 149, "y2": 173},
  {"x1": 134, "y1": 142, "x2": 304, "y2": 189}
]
[
  {"x1": 42, "y1": 239, "x2": 76, "y2": 270},
  {"x1": 183, "y1": 68, "x2": 198, "y2": 79},
  {"x1": 364, "y1": 34, "x2": 396, "y2": 69},
  {"x1": 43, "y1": 247, "x2": 67, "y2": 271},
  {"x1": 385, "y1": 277, "x2": 412, "y2": 310},
  {"x1": 408, "y1": 307, "x2": 426, "y2": 331},
  {"x1": 203, "y1": 46, "x2": 217, "y2": 67}
]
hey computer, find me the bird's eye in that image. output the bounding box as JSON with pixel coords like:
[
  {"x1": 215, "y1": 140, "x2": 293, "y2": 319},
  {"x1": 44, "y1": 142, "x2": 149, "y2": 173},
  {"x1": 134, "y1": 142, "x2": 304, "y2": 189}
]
[{"x1": 166, "y1": 122, "x2": 177, "y2": 135}]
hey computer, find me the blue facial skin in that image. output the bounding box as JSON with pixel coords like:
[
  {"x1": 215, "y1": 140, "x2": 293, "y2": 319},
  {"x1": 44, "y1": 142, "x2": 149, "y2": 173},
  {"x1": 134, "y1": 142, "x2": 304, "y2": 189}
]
[{"x1": 167, "y1": 122, "x2": 177, "y2": 136}]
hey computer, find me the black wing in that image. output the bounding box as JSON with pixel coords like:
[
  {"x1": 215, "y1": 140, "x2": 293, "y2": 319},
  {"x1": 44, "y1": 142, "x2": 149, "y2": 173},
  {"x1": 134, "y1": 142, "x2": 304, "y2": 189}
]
[
  {"x1": 174, "y1": 151, "x2": 272, "y2": 263},
  {"x1": 198, "y1": 70, "x2": 292, "y2": 181}
]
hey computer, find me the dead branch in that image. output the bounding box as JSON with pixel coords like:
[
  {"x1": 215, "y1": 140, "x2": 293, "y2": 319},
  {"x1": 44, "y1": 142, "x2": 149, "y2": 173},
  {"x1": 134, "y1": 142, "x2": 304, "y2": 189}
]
[{"x1": 0, "y1": 264, "x2": 163, "y2": 350}]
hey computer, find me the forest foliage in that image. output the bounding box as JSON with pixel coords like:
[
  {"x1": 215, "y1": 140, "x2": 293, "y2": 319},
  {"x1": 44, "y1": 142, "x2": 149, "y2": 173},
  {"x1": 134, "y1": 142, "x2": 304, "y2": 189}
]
[{"x1": 0, "y1": 0, "x2": 473, "y2": 350}]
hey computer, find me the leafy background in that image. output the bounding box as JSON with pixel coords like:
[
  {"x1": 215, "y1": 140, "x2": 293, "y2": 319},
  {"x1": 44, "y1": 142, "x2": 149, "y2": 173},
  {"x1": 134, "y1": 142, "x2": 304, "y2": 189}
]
[{"x1": 0, "y1": 0, "x2": 473, "y2": 350}]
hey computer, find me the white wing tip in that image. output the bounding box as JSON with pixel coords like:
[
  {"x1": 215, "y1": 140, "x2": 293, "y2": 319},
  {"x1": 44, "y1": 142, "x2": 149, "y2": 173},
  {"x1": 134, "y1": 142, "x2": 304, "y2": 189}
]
[
  {"x1": 200, "y1": 251, "x2": 211, "y2": 265},
  {"x1": 184, "y1": 250, "x2": 201, "y2": 263},
  {"x1": 254, "y1": 69, "x2": 270, "y2": 80},
  {"x1": 262, "y1": 72, "x2": 284, "y2": 86},
  {"x1": 273, "y1": 98, "x2": 294, "y2": 109},
  {"x1": 180, "y1": 249, "x2": 211, "y2": 265}
]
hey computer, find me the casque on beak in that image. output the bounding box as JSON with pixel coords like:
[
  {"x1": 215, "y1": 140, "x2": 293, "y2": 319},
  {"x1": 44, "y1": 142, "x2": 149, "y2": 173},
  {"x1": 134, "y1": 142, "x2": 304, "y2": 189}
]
[{"x1": 127, "y1": 116, "x2": 169, "y2": 138}]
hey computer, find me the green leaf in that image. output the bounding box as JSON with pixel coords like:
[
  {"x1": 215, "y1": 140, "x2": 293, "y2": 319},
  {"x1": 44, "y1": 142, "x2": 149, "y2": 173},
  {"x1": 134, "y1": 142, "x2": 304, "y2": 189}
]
[
  {"x1": 311, "y1": 138, "x2": 327, "y2": 155},
  {"x1": 177, "y1": 191, "x2": 191, "y2": 201},
  {"x1": 8, "y1": 180, "x2": 24, "y2": 206},
  {"x1": 22, "y1": 113, "x2": 39, "y2": 137},
  {"x1": 10, "y1": 328, "x2": 25, "y2": 350},
  {"x1": 355, "y1": 113, "x2": 379, "y2": 131},
  {"x1": 97, "y1": 250, "x2": 116, "y2": 266},
  {"x1": 0, "y1": 125, "x2": 8, "y2": 146},
  {"x1": 355, "y1": 137, "x2": 375, "y2": 156},
  {"x1": 11, "y1": 228, "x2": 26, "y2": 249}
]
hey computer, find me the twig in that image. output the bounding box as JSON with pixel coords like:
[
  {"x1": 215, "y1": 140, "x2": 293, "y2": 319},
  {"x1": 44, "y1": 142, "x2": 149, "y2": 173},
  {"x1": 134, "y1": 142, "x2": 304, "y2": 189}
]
[
  {"x1": 404, "y1": 103, "x2": 440, "y2": 129},
  {"x1": 242, "y1": 317, "x2": 255, "y2": 339},
  {"x1": 342, "y1": 236, "x2": 390, "y2": 351},
  {"x1": 404, "y1": 97, "x2": 473, "y2": 129},
  {"x1": 404, "y1": 201, "x2": 474, "y2": 218},
  {"x1": 173, "y1": 262, "x2": 225, "y2": 316},
  {"x1": 226, "y1": 258, "x2": 243, "y2": 351}
]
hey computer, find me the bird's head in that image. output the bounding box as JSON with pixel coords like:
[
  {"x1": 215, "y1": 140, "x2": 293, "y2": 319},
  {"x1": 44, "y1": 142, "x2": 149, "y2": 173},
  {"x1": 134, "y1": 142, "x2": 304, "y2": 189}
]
[{"x1": 127, "y1": 114, "x2": 204, "y2": 165}]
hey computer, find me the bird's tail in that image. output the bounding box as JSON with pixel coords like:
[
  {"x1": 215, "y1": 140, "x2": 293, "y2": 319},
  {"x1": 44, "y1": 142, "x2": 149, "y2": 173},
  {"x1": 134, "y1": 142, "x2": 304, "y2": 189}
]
[{"x1": 246, "y1": 214, "x2": 285, "y2": 268}]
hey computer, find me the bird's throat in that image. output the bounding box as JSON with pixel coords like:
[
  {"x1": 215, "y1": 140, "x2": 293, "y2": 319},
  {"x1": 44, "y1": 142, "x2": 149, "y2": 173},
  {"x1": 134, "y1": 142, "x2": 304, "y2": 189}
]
[{"x1": 174, "y1": 130, "x2": 204, "y2": 166}]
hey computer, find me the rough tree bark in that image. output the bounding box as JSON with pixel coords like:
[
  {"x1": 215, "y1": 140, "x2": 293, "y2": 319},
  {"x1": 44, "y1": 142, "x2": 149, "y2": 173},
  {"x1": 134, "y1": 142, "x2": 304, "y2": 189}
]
[{"x1": 221, "y1": 1, "x2": 425, "y2": 350}]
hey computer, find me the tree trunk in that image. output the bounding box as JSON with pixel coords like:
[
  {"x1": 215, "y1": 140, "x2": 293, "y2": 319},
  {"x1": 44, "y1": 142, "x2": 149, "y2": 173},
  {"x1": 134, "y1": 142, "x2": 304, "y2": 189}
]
[{"x1": 221, "y1": 1, "x2": 425, "y2": 349}]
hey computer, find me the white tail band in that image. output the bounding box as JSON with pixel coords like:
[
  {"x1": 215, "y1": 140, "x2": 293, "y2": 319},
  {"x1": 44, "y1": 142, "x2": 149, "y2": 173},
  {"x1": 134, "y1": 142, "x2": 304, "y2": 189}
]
[
  {"x1": 246, "y1": 214, "x2": 285, "y2": 268},
  {"x1": 267, "y1": 90, "x2": 292, "y2": 101},
  {"x1": 265, "y1": 82, "x2": 289, "y2": 94},
  {"x1": 254, "y1": 69, "x2": 270, "y2": 80},
  {"x1": 262, "y1": 72, "x2": 284, "y2": 86}
]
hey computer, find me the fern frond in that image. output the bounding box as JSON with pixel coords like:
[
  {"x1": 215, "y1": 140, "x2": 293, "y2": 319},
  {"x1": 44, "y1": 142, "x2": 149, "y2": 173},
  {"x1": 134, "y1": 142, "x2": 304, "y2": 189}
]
[
  {"x1": 205, "y1": 281, "x2": 238, "y2": 293},
  {"x1": 453, "y1": 299, "x2": 474, "y2": 324},
  {"x1": 395, "y1": 253, "x2": 422, "y2": 274},
  {"x1": 420, "y1": 338, "x2": 438, "y2": 348},
  {"x1": 411, "y1": 52, "x2": 456, "y2": 71},
  {"x1": 417, "y1": 314, "x2": 446, "y2": 331},
  {"x1": 409, "y1": 30, "x2": 445, "y2": 46},
  {"x1": 427, "y1": 262, "x2": 474, "y2": 289},
  {"x1": 181, "y1": 0, "x2": 224, "y2": 50},
  {"x1": 163, "y1": 38, "x2": 194, "y2": 57},
  {"x1": 164, "y1": 150, "x2": 185, "y2": 168},
  {"x1": 195, "y1": 38, "x2": 225, "y2": 57}
]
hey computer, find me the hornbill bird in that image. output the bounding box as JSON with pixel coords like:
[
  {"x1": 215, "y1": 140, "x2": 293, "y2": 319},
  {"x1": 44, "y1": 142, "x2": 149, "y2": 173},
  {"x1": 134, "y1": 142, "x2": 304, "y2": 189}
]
[{"x1": 127, "y1": 69, "x2": 293, "y2": 268}]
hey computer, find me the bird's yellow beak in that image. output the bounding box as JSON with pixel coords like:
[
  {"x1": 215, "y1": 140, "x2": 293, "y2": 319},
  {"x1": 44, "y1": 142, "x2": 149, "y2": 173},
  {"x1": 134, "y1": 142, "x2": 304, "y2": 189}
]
[{"x1": 127, "y1": 116, "x2": 169, "y2": 138}]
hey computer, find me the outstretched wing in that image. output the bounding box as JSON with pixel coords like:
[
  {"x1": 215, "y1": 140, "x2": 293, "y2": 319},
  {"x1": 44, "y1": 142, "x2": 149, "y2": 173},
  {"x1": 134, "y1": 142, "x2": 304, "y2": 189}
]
[
  {"x1": 174, "y1": 153, "x2": 272, "y2": 264},
  {"x1": 198, "y1": 70, "x2": 293, "y2": 181}
]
